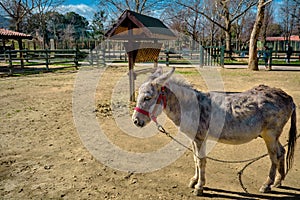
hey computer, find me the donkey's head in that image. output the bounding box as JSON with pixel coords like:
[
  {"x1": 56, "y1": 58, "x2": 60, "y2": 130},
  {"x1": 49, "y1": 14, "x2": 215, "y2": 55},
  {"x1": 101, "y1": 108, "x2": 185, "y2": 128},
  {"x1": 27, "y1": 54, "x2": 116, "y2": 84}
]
[{"x1": 132, "y1": 67, "x2": 175, "y2": 127}]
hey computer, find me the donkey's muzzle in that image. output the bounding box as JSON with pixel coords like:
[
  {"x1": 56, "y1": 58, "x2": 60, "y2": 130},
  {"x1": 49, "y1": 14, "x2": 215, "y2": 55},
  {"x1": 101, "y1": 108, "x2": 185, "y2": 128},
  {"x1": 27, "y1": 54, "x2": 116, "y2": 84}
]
[{"x1": 133, "y1": 117, "x2": 145, "y2": 127}]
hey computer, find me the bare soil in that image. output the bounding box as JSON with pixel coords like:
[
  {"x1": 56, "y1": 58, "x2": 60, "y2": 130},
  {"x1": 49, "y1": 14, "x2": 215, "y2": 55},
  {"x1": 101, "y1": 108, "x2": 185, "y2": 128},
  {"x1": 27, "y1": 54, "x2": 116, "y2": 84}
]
[{"x1": 1, "y1": 66, "x2": 300, "y2": 199}]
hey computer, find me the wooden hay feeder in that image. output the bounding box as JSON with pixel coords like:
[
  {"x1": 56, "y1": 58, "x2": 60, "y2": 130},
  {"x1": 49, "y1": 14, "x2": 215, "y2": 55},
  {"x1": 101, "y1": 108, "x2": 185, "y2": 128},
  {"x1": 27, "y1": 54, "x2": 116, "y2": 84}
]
[{"x1": 105, "y1": 10, "x2": 176, "y2": 101}]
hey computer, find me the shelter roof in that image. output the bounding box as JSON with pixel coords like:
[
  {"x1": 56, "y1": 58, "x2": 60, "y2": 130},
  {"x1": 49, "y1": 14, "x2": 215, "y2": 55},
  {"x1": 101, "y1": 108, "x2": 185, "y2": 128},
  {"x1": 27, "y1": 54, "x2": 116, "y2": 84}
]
[
  {"x1": 105, "y1": 10, "x2": 176, "y2": 40},
  {"x1": 0, "y1": 28, "x2": 33, "y2": 40},
  {"x1": 266, "y1": 35, "x2": 300, "y2": 42}
]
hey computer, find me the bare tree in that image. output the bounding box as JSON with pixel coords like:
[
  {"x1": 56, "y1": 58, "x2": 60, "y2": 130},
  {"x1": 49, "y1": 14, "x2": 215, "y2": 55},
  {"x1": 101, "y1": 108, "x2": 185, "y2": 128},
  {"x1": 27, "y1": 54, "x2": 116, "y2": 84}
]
[
  {"x1": 176, "y1": 0, "x2": 258, "y2": 52},
  {"x1": 33, "y1": 0, "x2": 64, "y2": 49},
  {"x1": 248, "y1": 0, "x2": 272, "y2": 71},
  {"x1": 260, "y1": 2, "x2": 273, "y2": 44},
  {"x1": 0, "y1": 0, "x2": 36, "y2": 32},
  {"x1": 98, "y1": 0, "x2": 166, "y2": 20},
  {"x1": 60, "y1": 24, "x2": 75, "y2": 49},
  {"x1": 0, "y1": 0, "x2": 64, "y2": 49},
  {"x1": 292, "y1": 0, "x2": 300, "y2": 35},
  {"x1": 163, "y1": 0, "x2": 203, "y2": 44},
  {"x1": 280, "y1": 0, "x2": 298, "y2": 41}
]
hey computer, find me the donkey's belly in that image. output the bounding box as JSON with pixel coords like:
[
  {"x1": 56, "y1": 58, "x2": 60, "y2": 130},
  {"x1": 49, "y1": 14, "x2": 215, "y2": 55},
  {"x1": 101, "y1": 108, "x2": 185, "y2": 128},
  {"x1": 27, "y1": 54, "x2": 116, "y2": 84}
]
[
  {"x1": 217, "y1": 133, "x2": 260, "y2": 145},
  {"x1": 208, "y1": 123, "x2": 262, "y2": 145}
]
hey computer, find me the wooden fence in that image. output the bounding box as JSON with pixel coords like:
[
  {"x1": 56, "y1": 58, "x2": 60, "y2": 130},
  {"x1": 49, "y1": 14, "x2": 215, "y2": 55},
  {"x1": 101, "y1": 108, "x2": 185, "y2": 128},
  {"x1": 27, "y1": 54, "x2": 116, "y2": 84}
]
[
  {"x1": 0, "y1": 49, "x2": 82, "y2": 75},
  {"x1": 225, "y1": 50, "x2": 300, "y2": 68}
]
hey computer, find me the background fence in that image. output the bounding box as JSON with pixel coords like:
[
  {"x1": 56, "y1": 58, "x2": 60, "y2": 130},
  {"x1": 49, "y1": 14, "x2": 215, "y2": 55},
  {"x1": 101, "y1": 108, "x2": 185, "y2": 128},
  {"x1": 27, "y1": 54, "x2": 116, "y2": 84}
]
[{"x1": 1, "y1": 44, "x2": 300, "y2": 76}]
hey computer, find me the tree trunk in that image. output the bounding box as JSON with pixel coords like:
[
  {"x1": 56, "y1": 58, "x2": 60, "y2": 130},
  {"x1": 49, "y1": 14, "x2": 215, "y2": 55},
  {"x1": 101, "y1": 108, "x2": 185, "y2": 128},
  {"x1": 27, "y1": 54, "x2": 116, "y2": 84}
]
[
  {"x1": 248, "y1": 0, "x2": 267, "y2": 70},
  {"x1": 225, "y1": 30, "x2": 231, "y2": 52}
]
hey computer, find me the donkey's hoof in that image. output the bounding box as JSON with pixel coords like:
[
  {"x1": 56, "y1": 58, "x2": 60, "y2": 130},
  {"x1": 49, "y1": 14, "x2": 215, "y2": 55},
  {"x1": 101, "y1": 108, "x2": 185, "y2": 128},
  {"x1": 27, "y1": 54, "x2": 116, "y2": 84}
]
[
  {"x1": 188, "y1": 178, "x2": 197, "y2": 188},
  {"x1": 259, "y1": 185, "x2": 271, "y2": 193},
  {"x1": 193, "y1": 188, "x2": 204, "y2": 196},
  {"x1": 272, "y1": 181, "x2": 282, "y2": 188}
]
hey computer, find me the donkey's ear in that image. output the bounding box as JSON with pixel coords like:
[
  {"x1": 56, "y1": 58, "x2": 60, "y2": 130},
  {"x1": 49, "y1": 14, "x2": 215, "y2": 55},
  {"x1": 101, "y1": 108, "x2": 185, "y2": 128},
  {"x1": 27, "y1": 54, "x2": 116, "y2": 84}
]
[
  {"x1": 148, "y1": 66, "x2": 163, "y2": 80},
  {"x1": 152, "y1": 67, "x2": 175, "y2": 86}
]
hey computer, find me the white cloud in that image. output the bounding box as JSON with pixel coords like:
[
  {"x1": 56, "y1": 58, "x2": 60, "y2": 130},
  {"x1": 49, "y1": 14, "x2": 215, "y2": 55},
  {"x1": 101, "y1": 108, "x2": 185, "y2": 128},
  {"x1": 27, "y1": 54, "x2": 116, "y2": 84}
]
[{"x1": 56, "y1": 4, "x2": 96, "y2": 21}]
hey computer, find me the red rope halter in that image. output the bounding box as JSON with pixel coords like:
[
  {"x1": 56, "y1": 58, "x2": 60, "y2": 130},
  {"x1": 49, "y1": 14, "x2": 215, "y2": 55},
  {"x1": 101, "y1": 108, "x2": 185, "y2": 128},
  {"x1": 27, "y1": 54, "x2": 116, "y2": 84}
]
[{"x1": 134, "y1": 86, "x2": 167, "y2": 122}]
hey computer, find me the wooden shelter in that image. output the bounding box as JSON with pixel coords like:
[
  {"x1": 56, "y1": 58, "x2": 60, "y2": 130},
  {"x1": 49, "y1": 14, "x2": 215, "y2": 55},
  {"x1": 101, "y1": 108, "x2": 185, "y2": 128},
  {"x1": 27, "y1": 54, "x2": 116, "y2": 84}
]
[
  {"x1": 0, "y1": 28, "x2": 33, "y2": 68},
  {"x1": 105, "y1": 10, "x2": 176, "y2": 101},
  {"x1": 0, "y1": 28, "x2": 32, "y2": 50}
]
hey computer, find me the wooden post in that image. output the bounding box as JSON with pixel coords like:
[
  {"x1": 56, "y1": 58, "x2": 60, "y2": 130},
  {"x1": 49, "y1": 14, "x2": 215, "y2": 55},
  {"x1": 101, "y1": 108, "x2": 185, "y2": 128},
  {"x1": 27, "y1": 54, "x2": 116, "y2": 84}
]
[
  {"x1": 268, "y1": 50, "x2": 272, "y2": 70},
  {"x1": 45, "y1": 49, "x2": 49, "y2": 70},
  {"x1": 220, "y1": 46, "x2": 225, "y2": 67},
  {"x1": 128, "y1": 22, "x2": 135, "y2": 102},
  {"x1": 128, "y1": 50, "x2": 135, "y2": 102},
  {"x1": 74, "y1": 48, "x2": 79, "y2": 70},
  {"x1": 8, "y1": 50, "x2": 13, "y2": 75},
  {"x1": 18, "y1": 39, "x2": 24, "y2": 69},
  {"x1": 166, "y1": 52, "x2": 169, "y2": 67},
  {"x1": 199, "y1": 45, "x2": 204, "y2": 67}
]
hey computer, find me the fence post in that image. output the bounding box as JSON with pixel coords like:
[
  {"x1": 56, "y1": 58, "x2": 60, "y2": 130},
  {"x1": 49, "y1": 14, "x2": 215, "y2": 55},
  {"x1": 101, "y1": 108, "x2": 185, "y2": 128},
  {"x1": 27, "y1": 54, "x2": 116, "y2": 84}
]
[
  {"x1": 89, "y1": 49, "x2": 93, "y2": 65},
  {"x1": 20, "y1": 50, "x2": 24, "y2": 69},
  {"x1": 220, "y1": 46, "x2": 225, "y2": 67},
  {"x1": 45, "y1": 49, "x2": 49, "y2": 70},
  {"x1": 166, "y1": 51, "x2": 169, "y2": 67},
  {"x1": 74, "y1": 49, "x2": 79, "y2": 69},
  {"x1": 268, "y1": 50, "x2": 272, "y2": 70},
  {"x1": 7, "y1": 50, "x2": 13, "y2": 75},
  {"x1": 199, "y1": 46, "x2": 204, "y2": 67},
  {"x1": 102, "y1": 47, "x2": 106, "y2": 67}
]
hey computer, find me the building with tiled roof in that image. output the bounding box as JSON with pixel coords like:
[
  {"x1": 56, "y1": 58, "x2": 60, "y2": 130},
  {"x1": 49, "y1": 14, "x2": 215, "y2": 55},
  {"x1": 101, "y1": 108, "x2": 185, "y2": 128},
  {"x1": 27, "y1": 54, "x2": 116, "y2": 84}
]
[
  {"x1": 0, "y1": 28, "x2": 33, "y2": 53},
  {"x1": 266, "y1": 35, "x2": 300, "y2": 51},
  {"x1": 0, "y1": 28, "x2": 32, "y2": 40}
]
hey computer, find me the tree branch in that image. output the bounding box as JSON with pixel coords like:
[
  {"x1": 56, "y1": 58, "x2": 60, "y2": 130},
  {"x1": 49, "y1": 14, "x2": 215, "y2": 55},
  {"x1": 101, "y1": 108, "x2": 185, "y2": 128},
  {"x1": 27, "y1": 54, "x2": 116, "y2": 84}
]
[{"x1": 176, "y1": 1, "x2": 226, "y2": 31}]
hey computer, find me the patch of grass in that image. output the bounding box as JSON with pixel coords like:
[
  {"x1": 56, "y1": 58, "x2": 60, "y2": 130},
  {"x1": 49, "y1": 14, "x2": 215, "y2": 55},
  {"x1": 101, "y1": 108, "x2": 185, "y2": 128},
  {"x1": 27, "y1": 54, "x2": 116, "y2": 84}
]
[
  {"x1": 224, "y1": 58, "x2": 300, "y2": 66},
  {"x1": 175, "y1": 70, "x2": 199, "y2": 75}
]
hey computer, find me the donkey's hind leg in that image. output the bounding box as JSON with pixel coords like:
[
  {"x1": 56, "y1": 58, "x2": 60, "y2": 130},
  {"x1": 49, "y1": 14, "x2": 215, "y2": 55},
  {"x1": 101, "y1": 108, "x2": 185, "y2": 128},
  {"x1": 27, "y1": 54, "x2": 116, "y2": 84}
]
[
  {"x1": 259, "y1": 130, "x2": 282, "y2": 193},
  {"x1": 192, "y1": 140, "x2": 206, "y2": 196},
  {"x1": 272, "y1": 142, "x2": 286, "y2": 188},
  {"x1": 189, "y1": 141, "x2": 199, "y2": 188}
]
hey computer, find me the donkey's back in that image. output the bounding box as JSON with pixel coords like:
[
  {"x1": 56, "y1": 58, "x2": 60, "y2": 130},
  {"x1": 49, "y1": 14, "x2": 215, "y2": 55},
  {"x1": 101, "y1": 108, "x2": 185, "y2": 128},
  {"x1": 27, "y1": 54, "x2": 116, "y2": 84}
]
[{"x1": 207, "y1": 85, "x2": 295, "y2": 144}]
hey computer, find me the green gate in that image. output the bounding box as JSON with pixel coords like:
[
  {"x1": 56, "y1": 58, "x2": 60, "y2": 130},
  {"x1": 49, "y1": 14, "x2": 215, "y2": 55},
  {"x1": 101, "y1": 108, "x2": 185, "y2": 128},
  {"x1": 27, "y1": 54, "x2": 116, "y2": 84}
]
[{"x1": 199, "y1": 46, "x2": 224, "y2": 67}]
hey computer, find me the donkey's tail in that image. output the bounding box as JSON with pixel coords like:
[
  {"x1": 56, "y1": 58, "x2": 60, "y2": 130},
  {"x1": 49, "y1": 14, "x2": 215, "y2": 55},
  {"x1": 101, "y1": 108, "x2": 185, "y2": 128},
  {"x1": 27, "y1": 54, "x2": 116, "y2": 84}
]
[{"x1": 286, "y1": 103, "x2": 297, "y2": 175}]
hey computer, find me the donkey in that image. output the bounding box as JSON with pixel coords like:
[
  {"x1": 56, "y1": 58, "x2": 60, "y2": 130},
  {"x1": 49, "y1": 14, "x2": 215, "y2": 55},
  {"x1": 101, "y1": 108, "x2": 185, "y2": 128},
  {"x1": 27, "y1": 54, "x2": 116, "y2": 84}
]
[{"x1": 132, "y1": 67, "x2": 297, "y2": 195}]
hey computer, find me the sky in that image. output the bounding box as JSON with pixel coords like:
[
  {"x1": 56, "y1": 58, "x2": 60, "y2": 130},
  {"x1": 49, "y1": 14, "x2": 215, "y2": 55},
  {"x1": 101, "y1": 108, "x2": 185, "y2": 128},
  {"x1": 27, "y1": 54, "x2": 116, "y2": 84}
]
[
  {"x1": 58, "y1": 0, "x2": 98, "y2": 21},
  {"x1": 59, "y1": 0, "x2": 284, "y2": 23}
]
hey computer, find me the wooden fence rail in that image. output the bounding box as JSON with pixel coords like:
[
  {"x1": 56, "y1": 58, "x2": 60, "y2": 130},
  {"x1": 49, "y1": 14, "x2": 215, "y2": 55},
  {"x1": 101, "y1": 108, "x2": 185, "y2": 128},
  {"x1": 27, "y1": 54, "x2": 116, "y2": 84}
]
[{"x1": 0, "y1": 49, "x2": 81, "y2": 75}]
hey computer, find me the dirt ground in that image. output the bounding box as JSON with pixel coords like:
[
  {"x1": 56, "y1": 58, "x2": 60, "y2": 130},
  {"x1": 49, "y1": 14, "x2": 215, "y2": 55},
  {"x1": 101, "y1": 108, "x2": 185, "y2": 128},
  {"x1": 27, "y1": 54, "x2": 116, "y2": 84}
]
[{"x1": 1, "y1": 65, "x2": 300, "y2": 199}]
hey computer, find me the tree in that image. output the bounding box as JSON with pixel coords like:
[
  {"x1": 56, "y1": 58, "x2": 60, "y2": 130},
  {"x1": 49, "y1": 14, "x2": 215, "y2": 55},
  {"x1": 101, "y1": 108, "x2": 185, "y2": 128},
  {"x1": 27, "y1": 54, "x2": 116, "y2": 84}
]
[
  {"x1": 260, "y1": 2, "x2": 273, "y2": 45},
  {"x1": 280, "y1": 0, "x2": 299, "y2": 41},
  {"x1": 176, "y1": 0, "x2": 258, "y2": 52},
  {"x1": 266, "y1": 23, "x2": 283, "y2": 37},
  {"x1": 64, "y1": 12, "x2": 89, "y2": 41},
  {"x1": 98, "y1": 0, "x2": 167, "y2": 19},
  {"x1": 90, "y1": 10, "x2": 107, "y2": 40},
  {"x1": 60, "y1": 24, "x2": 75, "y2": 48},
  {"x1": 163, "y1": 0, "x2": 203, "y2": 44},
  {"x1": 46, "y1": 12, "x2": 65, "y2": 48},
  {"x1": 248, "y1": 0, "x2": 272, "y2": 71},
  {"x1": 292, "y1": 0, "x2": 300, "y2": 35},
  {"x1": 0, "y1": 0, "x2": 36, "y2": 32},
  {"x1": 0, "y1": 0, "x2": 64, "y2": 49},
  {"x1": 0, "y1": 0, "x2": 36, "y2": 57},
  {"x1": 33, "y1": 0, "x2": 64, "y2": 48}
]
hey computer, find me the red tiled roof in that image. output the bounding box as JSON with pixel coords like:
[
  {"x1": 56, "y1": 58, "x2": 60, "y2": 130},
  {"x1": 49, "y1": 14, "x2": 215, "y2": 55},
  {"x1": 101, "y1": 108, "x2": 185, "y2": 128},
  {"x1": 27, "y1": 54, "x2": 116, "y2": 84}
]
[
  {"x1": 266, "y1": 35, "x2": 300, "y2": 41},
  {"x1": 0, "y1": 28, "x2": 32, "y2": 39}
]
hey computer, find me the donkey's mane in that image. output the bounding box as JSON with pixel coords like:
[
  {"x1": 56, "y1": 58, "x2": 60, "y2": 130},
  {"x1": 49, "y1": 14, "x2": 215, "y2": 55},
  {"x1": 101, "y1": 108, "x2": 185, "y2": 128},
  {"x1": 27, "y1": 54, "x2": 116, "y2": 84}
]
[{"x1": 168, "y1": 76, "x2": 194, "y2": 90}]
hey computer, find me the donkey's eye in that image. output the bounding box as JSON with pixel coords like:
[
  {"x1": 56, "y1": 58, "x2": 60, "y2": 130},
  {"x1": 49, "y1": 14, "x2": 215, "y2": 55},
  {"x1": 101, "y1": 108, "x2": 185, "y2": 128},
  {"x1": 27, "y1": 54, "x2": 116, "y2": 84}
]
[{"x1": 144, "y1": 96, "x2": 152, "y2": 101}]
